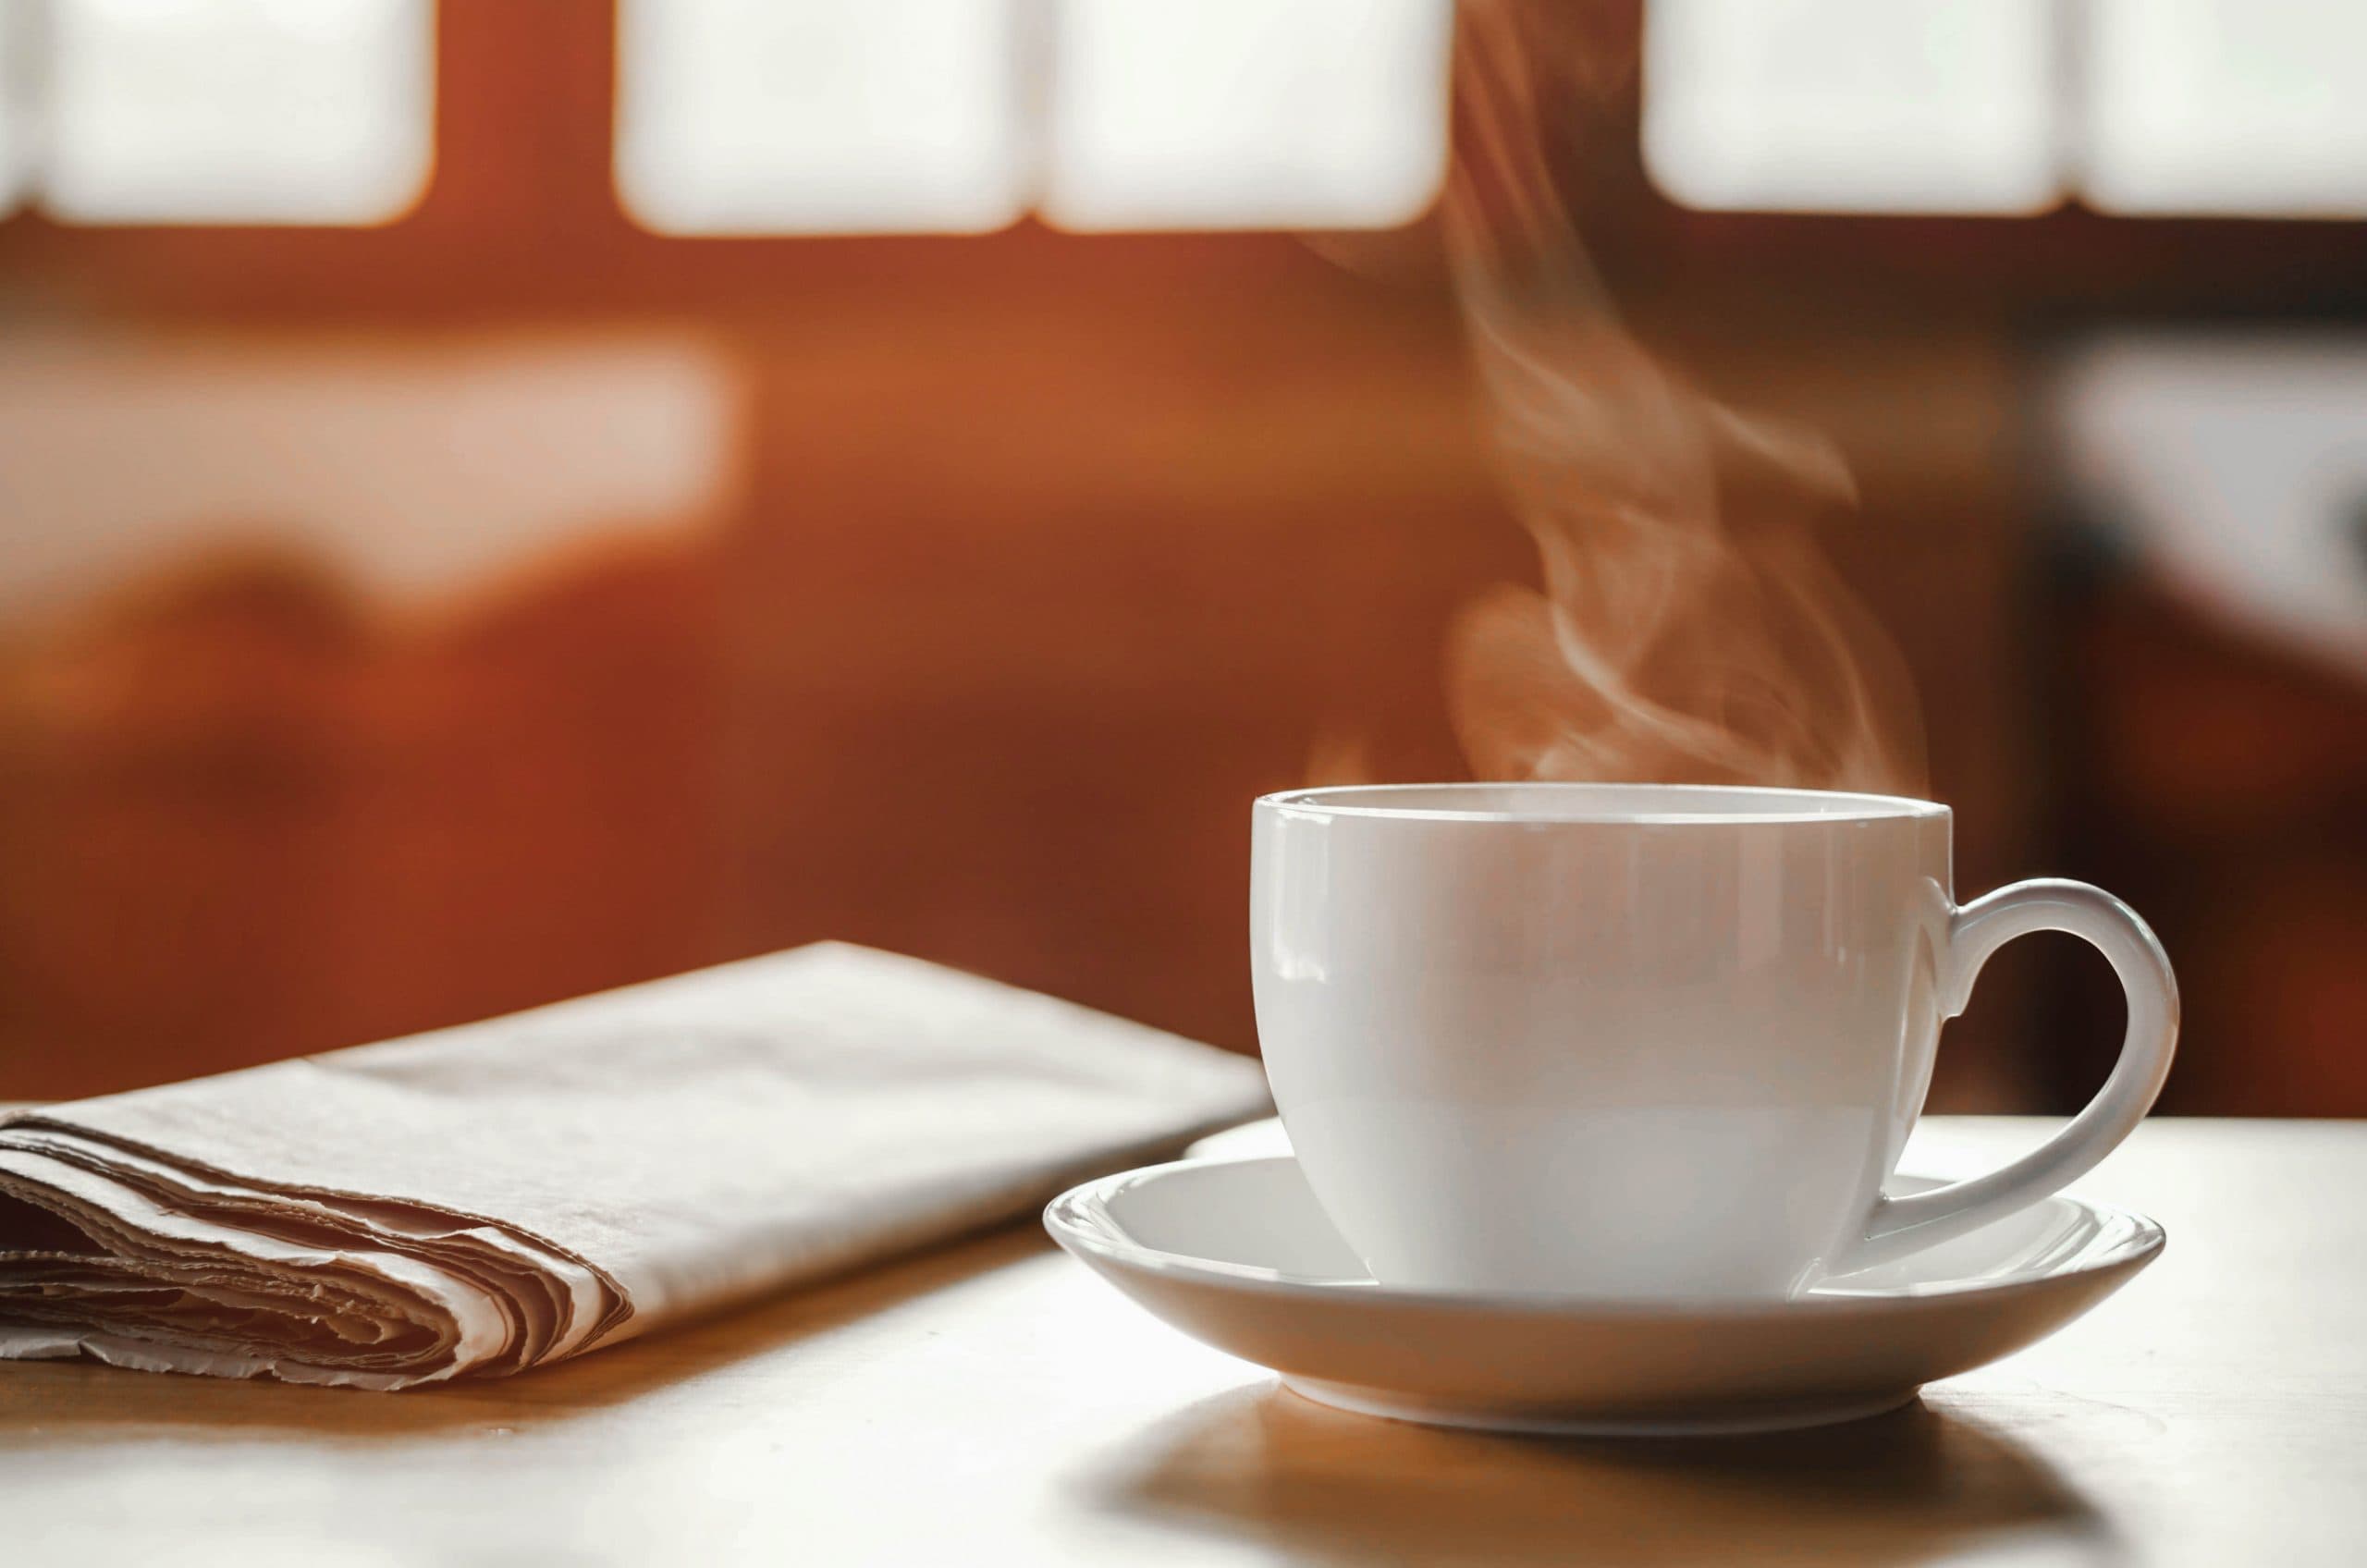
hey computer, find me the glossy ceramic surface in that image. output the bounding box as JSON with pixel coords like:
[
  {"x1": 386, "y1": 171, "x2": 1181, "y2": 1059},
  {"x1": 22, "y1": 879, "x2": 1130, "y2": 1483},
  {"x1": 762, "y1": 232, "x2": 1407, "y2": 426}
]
[
  {"x1": 1045, "y1": 1152, "x2": 2165, "y2": 1436},
  {"x1": 1250, "y1": 783, "x2": 2177, "y2": 1298}
]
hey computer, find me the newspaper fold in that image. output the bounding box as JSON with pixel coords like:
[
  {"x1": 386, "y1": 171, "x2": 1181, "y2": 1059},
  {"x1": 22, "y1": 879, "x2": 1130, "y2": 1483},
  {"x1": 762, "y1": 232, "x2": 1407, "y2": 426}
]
[{"x1": 0, "y1": 944, "x2": 1266, "y2": 1389}]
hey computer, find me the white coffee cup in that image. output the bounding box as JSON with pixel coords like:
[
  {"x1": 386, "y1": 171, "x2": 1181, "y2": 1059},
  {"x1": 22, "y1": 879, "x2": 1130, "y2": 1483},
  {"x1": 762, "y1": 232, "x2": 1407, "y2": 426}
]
[{"x1": 1250, "y1": 783, "x2": 2177, "y2": 1299}]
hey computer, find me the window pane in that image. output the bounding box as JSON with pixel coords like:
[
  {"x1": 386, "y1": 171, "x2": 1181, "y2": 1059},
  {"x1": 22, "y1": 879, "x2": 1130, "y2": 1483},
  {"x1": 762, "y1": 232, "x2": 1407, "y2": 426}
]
[
  {"x1": 2083, "y1": 0, "x2": 2367, "y2": 217},
  {"x1": 43, "y1": 0, "x2": 433, "y2": 226},
  {"x1": 0, "y1": 0, "x2": 30, "y2": 217},
  {"x1": 1042, "y1": 0, "x2": 1451, "y2": 232},
  {"x1": 616, "y1": 0, "x2": 1027, "y2": 237},
  {"x1": 1643, "y1": 0, "x2": 2059, "y2": 214}
]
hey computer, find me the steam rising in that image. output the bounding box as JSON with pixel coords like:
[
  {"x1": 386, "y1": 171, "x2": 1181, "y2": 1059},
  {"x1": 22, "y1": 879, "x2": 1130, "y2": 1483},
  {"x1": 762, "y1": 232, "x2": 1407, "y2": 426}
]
[{"x1": 1441, "y1": 3, "x2": 1925, "y2": 795}]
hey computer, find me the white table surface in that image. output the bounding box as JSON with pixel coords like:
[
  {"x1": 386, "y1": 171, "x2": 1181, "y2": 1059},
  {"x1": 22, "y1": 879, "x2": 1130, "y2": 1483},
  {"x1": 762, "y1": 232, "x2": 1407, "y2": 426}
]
[{"x1": 6, "y1": 1116, "x2": 2364, "y2": 1566}]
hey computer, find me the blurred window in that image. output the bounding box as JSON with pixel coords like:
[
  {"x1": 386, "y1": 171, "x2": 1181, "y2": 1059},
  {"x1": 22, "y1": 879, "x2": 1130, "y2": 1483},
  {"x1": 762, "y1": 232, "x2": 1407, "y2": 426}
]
[
  {"x1": 0, "y1": 1, "x2": 30, "y2": 218},
  {"x1": 1647, "y1": 0, "x2": 2367, "y2": 220},
  {"x1": 2082, "y1": 0, "x2": 2367, "y2": 217},
  {"x1": 615, "y1": 0, "x2": 1029, "y2": 236},
  {"x1": 612, "y1": 0, "x2": 1451, "y2": 236},
  {"x1": 43, "y1": 0, "x2": 433, "y2": 226},
  {"x1": 1040, "y1": 0, "x2": 1451, "y2": 232},
  {"x1": 1642, "y1": 0, "x2": 2061, "y2": 215}
]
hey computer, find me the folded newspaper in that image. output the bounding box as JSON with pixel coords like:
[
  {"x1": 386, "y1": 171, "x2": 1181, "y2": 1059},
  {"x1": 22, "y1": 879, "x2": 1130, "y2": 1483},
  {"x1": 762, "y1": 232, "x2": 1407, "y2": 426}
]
[{"x1": 0, "y1": 944, "x2": 1266, "y2": 1389}]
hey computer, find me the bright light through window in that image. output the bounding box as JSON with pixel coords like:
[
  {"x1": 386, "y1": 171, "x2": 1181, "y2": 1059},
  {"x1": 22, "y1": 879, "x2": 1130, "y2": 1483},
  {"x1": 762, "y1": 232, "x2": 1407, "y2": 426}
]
[
  {"x1": 0, "y1": 0, "x2": 29, "y2": 218},
  {"x1": 43, "y1": 0, "x2": 433, "y2": 226},
  {"x1": 1041, "y1": 0, "x2": 1451, "y2": 232},
  {"x1": 2083, "y1": 0, "x2": 2367, "y2": 217},
  {"x1": 615, "y1": 0, "x2": 1028, "y2": 237},
  {"x1": 1643, "y1": 0, "x2": 2060, "y2": 215}
]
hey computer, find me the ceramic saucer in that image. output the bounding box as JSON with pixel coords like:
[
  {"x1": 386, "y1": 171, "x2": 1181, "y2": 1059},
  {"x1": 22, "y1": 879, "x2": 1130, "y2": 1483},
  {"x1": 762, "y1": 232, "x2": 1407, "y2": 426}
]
[{"x1": 1043, "y1": 1140, "x2": 2163, "y2": 1438}]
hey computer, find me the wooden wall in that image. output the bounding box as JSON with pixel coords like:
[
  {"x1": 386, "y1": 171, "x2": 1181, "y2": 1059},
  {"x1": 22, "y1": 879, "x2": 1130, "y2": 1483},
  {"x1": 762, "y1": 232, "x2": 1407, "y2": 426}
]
[{"x1": 5, "y1": 1, "x2": 2361, "y2": 1113}]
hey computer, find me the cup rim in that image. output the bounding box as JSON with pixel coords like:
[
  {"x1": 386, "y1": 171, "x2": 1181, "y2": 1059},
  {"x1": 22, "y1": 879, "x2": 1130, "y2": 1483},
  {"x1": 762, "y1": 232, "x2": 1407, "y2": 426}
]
[{"x1": 1257, "y1": 781, "x2": 1949, "y2": 826}]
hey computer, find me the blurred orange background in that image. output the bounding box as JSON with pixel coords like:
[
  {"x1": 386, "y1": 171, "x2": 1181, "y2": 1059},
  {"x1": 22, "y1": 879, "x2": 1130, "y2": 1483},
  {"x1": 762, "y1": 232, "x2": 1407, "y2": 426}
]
[{"x1": 4, "y1": 1, "x2": 2363, "y2": 1115}]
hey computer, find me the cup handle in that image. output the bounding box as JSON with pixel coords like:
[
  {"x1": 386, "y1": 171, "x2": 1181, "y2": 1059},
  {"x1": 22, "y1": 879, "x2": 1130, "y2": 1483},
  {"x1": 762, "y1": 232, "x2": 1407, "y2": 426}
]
[{"x1": 1845, "y1": 878, "x2": 2178, "y2": 1272}]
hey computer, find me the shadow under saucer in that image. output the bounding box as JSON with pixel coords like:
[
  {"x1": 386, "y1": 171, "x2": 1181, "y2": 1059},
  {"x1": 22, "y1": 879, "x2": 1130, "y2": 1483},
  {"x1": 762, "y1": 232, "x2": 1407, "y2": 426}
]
[{"x1": 1085, "y1": 1380, "x2": 2128, "y2": 1568}]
